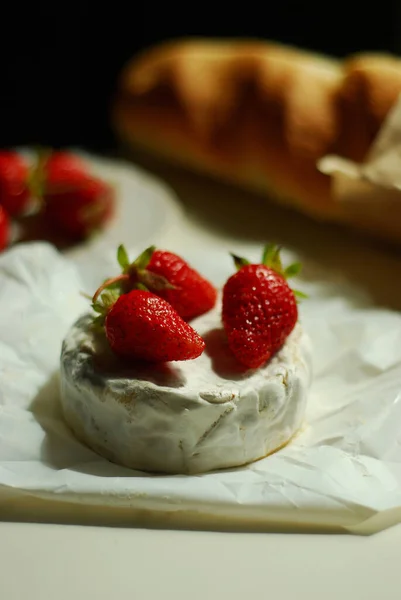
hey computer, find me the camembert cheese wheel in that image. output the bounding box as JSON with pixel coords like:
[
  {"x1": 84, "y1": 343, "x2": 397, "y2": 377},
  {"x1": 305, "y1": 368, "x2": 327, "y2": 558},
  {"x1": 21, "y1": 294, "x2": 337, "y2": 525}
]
[{"x1": 60, "y1": 304, "x2": 312, "y2": 474}]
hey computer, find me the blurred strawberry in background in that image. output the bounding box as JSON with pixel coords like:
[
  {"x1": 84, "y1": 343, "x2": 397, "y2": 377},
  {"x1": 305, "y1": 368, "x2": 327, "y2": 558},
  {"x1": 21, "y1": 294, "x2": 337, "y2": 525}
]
[
  {"x1": 0, "y1": 148, "x2": 116, "y2": 250},
  {"x1": 0, "y1": 151, "x2": 30, "y2": 217},
  {"x1": 0, "y1": 206, "x2": 10, "y2": 250},
  {"x1": 42, "y1": 151, "x2": 89, "y2": 190},
  {"x1": 43, "y1": 175, "x2": 115, "y2": 240}
]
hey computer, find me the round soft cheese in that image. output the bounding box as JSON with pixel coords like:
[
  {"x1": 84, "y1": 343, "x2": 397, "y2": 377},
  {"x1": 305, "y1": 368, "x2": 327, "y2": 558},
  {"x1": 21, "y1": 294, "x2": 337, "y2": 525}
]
[{"x1": 60, "y1": 304, "x2": 312, "y2": 474}]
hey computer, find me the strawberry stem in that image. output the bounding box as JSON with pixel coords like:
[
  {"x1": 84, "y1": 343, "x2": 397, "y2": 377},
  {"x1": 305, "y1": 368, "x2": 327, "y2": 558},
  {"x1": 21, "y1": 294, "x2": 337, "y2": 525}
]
[{"x1": 92, "y1": 273, "x2": 129, "y2": 303}]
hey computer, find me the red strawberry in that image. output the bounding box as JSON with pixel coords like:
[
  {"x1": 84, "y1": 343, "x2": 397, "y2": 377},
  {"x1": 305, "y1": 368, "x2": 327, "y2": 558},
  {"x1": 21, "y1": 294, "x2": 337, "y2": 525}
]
[
  {"x1": 0, "y1": 151, "x2": 30, "y2": 217},
  {"x1": 44, "y1": 176, "x2": 115, "y2": 239},
  {"x1": 43, "y1": 151, "x2": 88, "y2": 190},
  {"x1": 222, "y1": 244, "x2": 305, "y2": 369},
  {"x1": 93, "y1": 245, "x2": 217, "y2": 321},
  {"x1": 0, "y1": 205, "x2": 10, "y2": 250},
  {"x1": 92, "y1": 288, "x2": 205, "y2": 362}
]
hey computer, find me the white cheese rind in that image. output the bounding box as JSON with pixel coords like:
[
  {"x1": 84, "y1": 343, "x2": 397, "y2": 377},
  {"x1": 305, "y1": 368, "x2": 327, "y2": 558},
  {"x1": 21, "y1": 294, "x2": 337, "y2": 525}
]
[{"x1": 60, "y1": 305, "x2": 312, "y2": 474}]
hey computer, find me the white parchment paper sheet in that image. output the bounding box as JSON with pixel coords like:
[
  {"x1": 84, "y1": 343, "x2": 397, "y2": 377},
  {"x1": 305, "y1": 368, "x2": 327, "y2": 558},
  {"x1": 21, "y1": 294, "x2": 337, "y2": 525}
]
[{"x1": 1, "y1": 242, "x2": 401, "y2": 534}]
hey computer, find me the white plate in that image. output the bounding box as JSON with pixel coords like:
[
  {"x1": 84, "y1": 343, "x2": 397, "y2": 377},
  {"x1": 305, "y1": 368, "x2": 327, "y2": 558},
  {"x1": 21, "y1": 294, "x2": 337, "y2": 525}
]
[{"x1": 71, "y1": 151, "x2": 183, "y2": 252}]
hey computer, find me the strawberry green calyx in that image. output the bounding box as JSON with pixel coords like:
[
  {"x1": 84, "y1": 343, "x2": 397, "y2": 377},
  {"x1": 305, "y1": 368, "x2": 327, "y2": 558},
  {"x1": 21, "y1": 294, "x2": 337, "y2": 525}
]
[
  {"x1": 119, "y1": 243, "x2": 176, "y2": 292},
  {"x1": 262, "y1": 243, "x2": 283, "y2": 273},
  {"x1": 26, "y1": 147, "x2": 52, "y2": 205},
  {"x1": 92, "y1": 289, "x2": 120, "y2": 313},
  {"x1": 117, "y1": 243, "x2": 155, "y2": 272},
  {"x1": 117, "y1": 244, "x2": 130, "y2": 270},
  {"x1": 130, "y1": 245, "x2": 156, "y2": 271},
  {"x1": 92, "y1": 244, "x2": 175, "y2": 305},
  {"x1": 230, "y1": 243, "x2": 307, "y2": 300},
  {"x1": 92, "y1": 274, "x2": 129, "y2": 304},
  {"x1": 293, "y1": 289, "x2": 308, "y2": 300},
  {"x1": 230, "y1": 253, "x2": 250, "y2": 270},
  {"x1": 91, "y1": 288, "x2": 120, "y2": 330},
  {"x1": 284, "y1": 262, "x2": 302, "y2": 278},
  {"x1": 261, "y1": 243, "x2": 302, "y2": 279},
  {"x1": 27, "y1": 146, "x2": 87, "y2": 201}
]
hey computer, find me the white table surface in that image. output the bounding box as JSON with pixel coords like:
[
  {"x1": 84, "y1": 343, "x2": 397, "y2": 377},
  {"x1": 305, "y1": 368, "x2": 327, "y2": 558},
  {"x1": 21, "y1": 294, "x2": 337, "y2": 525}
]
[
  {"x1": 2, "y1": 152, "x2": 401, "y2": 599},
  {"x1": 1, "y1": 521, "x2": 401, "y2": 600}
]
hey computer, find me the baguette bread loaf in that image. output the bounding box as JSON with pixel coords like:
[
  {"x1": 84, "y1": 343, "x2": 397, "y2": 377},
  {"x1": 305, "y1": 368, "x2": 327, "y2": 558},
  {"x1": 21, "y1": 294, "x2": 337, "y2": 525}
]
[{"x1": 112, "y1": 38, "x2": 401, "y2": 242}]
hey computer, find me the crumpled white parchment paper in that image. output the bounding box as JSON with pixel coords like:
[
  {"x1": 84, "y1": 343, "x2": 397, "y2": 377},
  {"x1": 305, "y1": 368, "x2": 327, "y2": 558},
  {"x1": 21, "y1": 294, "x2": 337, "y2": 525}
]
[{"x1": 1, "y1": 241, "x2": 401, "y2": 534}]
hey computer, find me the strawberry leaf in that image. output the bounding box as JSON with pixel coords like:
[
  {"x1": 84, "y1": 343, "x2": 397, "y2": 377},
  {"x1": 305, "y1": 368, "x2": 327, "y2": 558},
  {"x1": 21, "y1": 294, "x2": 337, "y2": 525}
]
[
  {"x1": 28, "y1": 146, "x2": 52, "y2": 200},
  {"x1": 262, "y1": 243, "x2": 308, "y2": 300},
  {"x1": 262, "y1": 243, "x2": 284, "y2": 274},
  {"x1": 134, "y1": 245, "x2": 156, "y2": 270},
  {"x1": 102, "y1": 289, "x2": 120, "y2": 305},
  {"x1": 91, "y1": 288, "x2": 119, "y2": 319},
  {"x1": 284, "y1": 262, "x2": 302, "y2": 278},
  {"x1": 91, "y1": 314, "x2": 106, "y2": 332},
  {"x1": 92, "y1": 301, "x2": 105, "y2": 314},
  {"x1": 293, "y1": 289, "x2": 308, "y2": 300},
  {"x1": 117, "y1": 244, "x2": 130, "y2": 270},
  {"x1": 230, "y1": 253, "x2": 250, "y2": 270},
  {"x1": 136, "y1": 282, "x2": 148, "y2": 291},
  {"x1": 262, "y1": 243, "x2": 277, "y2": 266},
  {"x1": 272, "y1": 247, "x2": 283, "y2": 273}
]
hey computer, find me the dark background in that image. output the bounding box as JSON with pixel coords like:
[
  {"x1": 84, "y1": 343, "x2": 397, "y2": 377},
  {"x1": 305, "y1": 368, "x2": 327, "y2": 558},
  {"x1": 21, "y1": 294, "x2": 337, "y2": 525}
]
[{"x1": 1, "y1": 2, "x2": 399, "y2": 152}]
